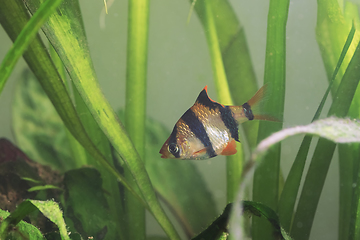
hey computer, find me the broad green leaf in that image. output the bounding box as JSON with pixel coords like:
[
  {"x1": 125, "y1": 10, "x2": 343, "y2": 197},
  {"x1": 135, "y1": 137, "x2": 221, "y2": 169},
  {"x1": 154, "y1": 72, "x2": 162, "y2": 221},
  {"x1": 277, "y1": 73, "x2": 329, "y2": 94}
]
[
  {"x1": 0, "y1": 200, "x2": 69, "y2": 240},
  {"x1": 63, "y1": 168, "x2": 116, "y2": 240},
  {"x1": 144, "y1": 116, "x2": 218, "y2": 238},
  {"x1": 199, "y1": 201, "x2": 292, "y2": 240},
  {"x1": 31, "y1": 200, "x2": 70, "y2": 240},
  {"x1": 12, "y1": 70, "x2": 75, "y2": 172},
  {"x1": 23, "y1": 0, "x2": 180, "y2": 238},
  {"x1": 242, "y1": 201, "x2": 292, "y2": 240},
  {"x1": 252, "y1": 0, "x2": 289, "y2": 239},
  {"x1": 147, "y1": 237, "x2": 170, "y2": 240},
  {"x1": 192, "y1": 203, "x2": 232, "y2": 240},
  {"x1": 251, "y1": 117, "x2": 360, "y2": 161},
  {"x1": 0, "y1": 209, "x2": 45, "y2": 240},
  {"x1": 316, "y1": 0, "x2": 360, "y2": 97}
]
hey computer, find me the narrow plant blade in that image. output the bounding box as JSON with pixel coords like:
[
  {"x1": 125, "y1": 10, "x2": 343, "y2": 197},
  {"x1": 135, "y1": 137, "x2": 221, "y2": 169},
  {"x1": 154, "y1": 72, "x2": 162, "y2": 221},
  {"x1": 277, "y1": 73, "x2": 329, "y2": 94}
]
[
  {"x1": 23, "y1": 0, "x2": 180, "y2": 238},
  {"x1": 315, "y1": 2, "x2": 360, "y2": 239},
  {"x1": 0, "y1": 0, "x2": 140, "y2": 205},
  {"x1": 230, "y1": 117, "x2": 360, "y2": 240},
  {"x1": 143, "y1": 115, "x2": 218, "y2": 238},
  {"x1": 49, "y1": 45, "x2": 88, "y2": 168},
  {"x1": 123, "y1": 0, "x2": 149, "y2": 238},
  {"x1": 192, "y1": 0, "x2": 244, "y2": 203},
  {"x1": 291, "y1": 39, "x2": 360, "y2": 240},
  {"x1": 252, "y1": 0, "x2": 289, "y2": 239},
  {"x1": 210, "y1": 0, "x2": 260, "y2": 149},
  {"x1": 278, "y1": 23, "x2": 356, "y2": 232},
  {"x1": 316, "y1": 0, "x2": 360, "y2": 97},
  {"x1": 347, "y1": 143, "x2": 360, "y2": 240},
  {"x1": 0, "y1": 0, "x2": 63, "y2": 94},
  {"x1": 228, "y1": 201, "x2": 292, "y2": 240}
]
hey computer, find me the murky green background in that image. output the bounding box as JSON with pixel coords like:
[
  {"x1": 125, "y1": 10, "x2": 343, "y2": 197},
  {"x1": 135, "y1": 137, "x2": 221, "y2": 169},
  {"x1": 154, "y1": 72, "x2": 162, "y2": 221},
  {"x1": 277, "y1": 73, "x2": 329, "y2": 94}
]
[{"x1": 0, "y1": 0, "x2": 339, "y2": 239}]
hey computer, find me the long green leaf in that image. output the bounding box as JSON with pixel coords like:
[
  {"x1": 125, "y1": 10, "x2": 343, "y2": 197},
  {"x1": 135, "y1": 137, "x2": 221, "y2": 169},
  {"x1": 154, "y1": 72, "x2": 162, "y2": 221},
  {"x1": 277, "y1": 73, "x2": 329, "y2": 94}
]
[
  {"x1": 230, "y1": 117, "x2": 360, "y2": 240},
  {"x1": 0, "y1": 0, "x2": 140, "y2": 205},
  {"x1": 0, "y1": 0, "x2": 63, "y2": 94},
  {"x1": 49, "y1": 45, "x2": 88, "y2": 169},
  {"x1": 348, "y1": 143, "x2": 360, "y2": 240},
  {"x1": 316, "y1": 0, "x2": 360, "y2": 97},
  {"x1": 123, "y1": 0, "x2": 149, "y2": 238},
  {"x1": 278, "y1": 23, "x2": 356, "y2": 232},
  {"x1": 23, "y1": 1, "x2": 180, "y2": 238},
  {"x1": 192, "y1": 0, "x2": 244, "y2": 203},
  {"x1": 143, "y1": 114, "x2": 218, "y2": 238},
  {"x1": 291, "y1": 39, "x2": 360, "y2": 240},
  {"x1": 252, "y1": 0, "x2": 289, "y2": 239},
  {"x1": 229, "y1": 201, "x2": 292, "y2": 240},
  {"x1": 63, "y1": 168, "x2": 117, "y2": 239},
  {"x1": 315, "y1": 2, "x2": 360, "y2": 239},
  {"x1": 210, "y1": 0, "x2": 260, "y2": 149}
]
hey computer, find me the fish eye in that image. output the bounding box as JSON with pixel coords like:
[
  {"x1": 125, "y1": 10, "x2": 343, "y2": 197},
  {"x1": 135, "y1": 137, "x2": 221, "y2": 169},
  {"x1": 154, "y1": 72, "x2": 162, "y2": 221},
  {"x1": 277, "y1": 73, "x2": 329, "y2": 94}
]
[{"x1": 168, "y1": 143, "x2": 179, "y2": 155}]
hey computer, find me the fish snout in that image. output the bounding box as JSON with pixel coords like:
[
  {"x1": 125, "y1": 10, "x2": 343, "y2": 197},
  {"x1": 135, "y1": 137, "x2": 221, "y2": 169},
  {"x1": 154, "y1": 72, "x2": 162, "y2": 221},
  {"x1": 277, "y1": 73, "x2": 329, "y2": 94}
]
[{"x1": 159, "y1": 142, "x2": 171, "y2": 158}]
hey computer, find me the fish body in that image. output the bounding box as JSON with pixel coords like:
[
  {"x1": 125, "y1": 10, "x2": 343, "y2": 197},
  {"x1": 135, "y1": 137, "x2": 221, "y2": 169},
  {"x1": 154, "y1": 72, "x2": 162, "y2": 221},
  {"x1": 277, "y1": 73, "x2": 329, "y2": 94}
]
[{"x1": 159, "y1": 85, "x2": 275, "y2": 160}]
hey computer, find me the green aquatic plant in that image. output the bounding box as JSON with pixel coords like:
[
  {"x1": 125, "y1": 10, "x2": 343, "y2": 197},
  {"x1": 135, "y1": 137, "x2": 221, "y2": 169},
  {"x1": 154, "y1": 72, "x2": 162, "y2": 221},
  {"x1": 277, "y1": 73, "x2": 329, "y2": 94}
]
[{"x1": 0, "y1": 0, "x2": 360, "y2": 239}]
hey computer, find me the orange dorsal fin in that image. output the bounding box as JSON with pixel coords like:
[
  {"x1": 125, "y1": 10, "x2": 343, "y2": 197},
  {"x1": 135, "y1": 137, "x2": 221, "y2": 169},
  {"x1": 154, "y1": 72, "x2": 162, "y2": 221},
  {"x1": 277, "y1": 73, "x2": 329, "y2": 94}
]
[{"x1": 220, "y1": 139, "x2": 237, "y2": 156}]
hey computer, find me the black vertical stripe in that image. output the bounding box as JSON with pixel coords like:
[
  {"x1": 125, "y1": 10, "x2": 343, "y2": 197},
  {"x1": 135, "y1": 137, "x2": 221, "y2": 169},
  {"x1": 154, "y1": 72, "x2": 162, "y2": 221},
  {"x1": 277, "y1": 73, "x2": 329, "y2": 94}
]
[
  {"x1": 219, "y1": 106, "x2": 239, "y2": 142},
  {"x1": 242, "y1": 102, "x2": 254, "y2": 120},
  {"x1": 168, "y1": 127, "x2": 180, "y2": 158},
  {"x1": 181, "y1": 109, "x2": 216, "y2": 158},
  {"x1": 196, "y1": 89, "x2": 239, "y2": 142}
]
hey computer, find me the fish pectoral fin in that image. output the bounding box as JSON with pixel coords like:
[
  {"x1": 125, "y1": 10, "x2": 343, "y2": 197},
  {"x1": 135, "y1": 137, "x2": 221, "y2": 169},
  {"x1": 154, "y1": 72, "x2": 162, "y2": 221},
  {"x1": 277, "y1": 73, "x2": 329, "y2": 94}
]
[
  {"x1": 220, "y1": 139, "x2": 237, "y2": 156},
  {"x1": 193, "y1": 148, "x2": 208, "y2": 155}
]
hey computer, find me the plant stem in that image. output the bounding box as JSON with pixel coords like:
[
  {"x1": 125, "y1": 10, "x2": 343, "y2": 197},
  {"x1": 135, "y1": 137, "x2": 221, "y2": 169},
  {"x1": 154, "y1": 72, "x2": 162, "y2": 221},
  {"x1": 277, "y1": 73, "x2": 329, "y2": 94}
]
[
  {"x1": 202, "y1": 0, "x2": 244, "y2": 203},
  {"x1": 124, "y1": 0, "x2": 149, "y2": 238}
]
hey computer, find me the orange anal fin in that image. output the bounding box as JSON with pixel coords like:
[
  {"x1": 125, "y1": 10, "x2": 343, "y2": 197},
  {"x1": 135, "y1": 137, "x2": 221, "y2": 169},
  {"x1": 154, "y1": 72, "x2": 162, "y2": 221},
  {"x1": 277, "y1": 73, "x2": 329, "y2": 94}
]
[{"x1": 220, "y1": 139, "x2": 237, "y2": 156}]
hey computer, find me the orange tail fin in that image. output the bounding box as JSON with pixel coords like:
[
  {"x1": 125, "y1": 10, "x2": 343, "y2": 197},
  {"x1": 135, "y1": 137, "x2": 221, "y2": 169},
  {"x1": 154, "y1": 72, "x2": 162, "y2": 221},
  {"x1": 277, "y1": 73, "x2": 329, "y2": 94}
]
[
  {"x1": 247, "y1": 84, "x2": 267, "y2": 107},
  {"x1": 234, "y1": 84, "x2": 281, "y2": 123}
]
